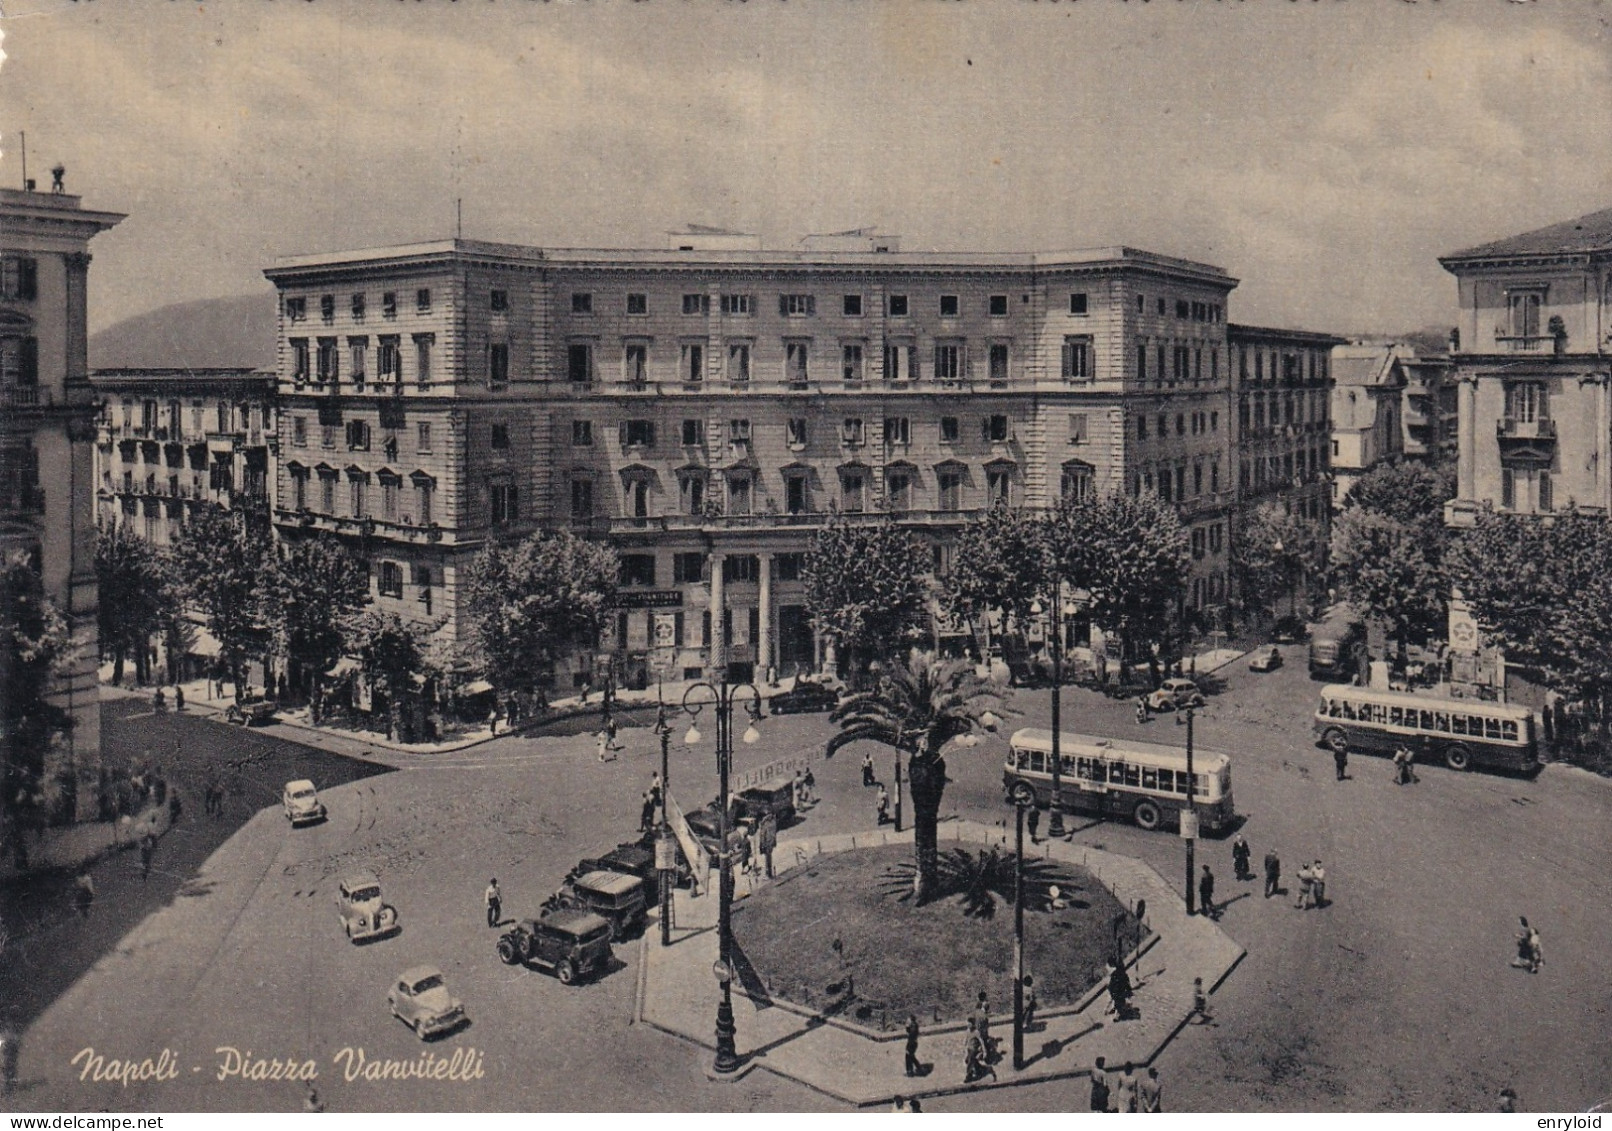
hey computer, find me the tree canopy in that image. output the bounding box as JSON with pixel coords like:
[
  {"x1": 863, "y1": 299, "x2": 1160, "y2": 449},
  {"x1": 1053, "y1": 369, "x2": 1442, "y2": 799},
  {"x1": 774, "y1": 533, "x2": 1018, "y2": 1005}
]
[
  {"x1": 1, "y1": 552, "x2": 73, "y2": 835},
  {"x1": 172, "y1": 504, "x2": 275, "y2": 697},
  {"x1": 1342, "y1": 459, "x2": 1455, "y2": 530},
  {"x1": 270, "y1": 536, "x2": 370, "y2": 713},
  {"x1": 943, "y1": 504, "x2": 1051, "y2": 630},
  {"x1": 1231, "y1": 502, "x2": 1326, "y2": 619},
  {"x1": 460, "y1": 530, "x2": 618, "y2": 694},
  {"x1": 95, "y1": 525, "x2": 169, "y2": 684},
  {"x1": 1329, "y1": 507, "x2": 1445, "y2": 656},
  {"x1": 802, "y1": 517, "x2": 931, "y2": 680},
  {"x1": 1047, "y1": 492, "x2": 1191, "y2": 657}
]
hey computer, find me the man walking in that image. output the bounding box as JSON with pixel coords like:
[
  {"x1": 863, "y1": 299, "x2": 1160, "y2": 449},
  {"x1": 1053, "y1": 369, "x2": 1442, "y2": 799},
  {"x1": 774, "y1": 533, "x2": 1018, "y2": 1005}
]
[
  {"x1": 639, "y1": 790, "x2": 656, "y2": 833},
  {"x1": 1333, "y1": 744, "x2": 1348, "y2": 781},
  {"x1": 1114, "y1": 1063, "x2": 1139, "y2": 1113},
  {"x1": 904, "y1": 1014, "x2": 922, "y2": 1077},
  {"x1": 139, "y1": 831, "x2": 155, "y2": 882},
  {"x1": 484, "y1": 878, "x2": 502, "y2": 928},
  {"x1": 1231, "y1": 833, "x2": 1251, "y2": 881},
  {"x1": 973, "y1": 992, "x2": 995, "y2": 1063},
  {"x1": 1027, "y1": 806, "x2": 1041, "y2": 844},
  {"x1": 1089, "y1": 1056, "x2": 1112, "y2": 1113},
  {"x1": 876, "y1": 785, "x2": 891, "y2": 825},
  {"x1": 1198, "y1": 863, "x2": 1216, "y2": 918},
  {"x1": 1138, "y1": 1066, "x2": 1163, "y2": 1112},
  {"x1": 1310, "y1": 860, "x2": 1327, "y2": 909},
  {"x1": 1263, "y1": 847, "x2": 1281, "y2": 899},
  {"x1": 862, "y1": 751, "x2": 876, "y2": 786},
  {"x1": 1294, "y1": 862, "x2": 1314, "y2": 910}
]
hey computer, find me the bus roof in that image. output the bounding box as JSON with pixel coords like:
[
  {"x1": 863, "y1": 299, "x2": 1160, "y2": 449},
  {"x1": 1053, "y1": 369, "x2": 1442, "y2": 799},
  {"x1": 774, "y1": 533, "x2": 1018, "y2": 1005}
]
[
  {"x1": 1008, "y1": 728, "x2": 1231, "y2": 773},
  {"x1": 1315, "y1": 684, "x2": 1535, "y2": 721},
  {"x1": 1311, "y1": 604, "x2": 1364, "y2": 634}
]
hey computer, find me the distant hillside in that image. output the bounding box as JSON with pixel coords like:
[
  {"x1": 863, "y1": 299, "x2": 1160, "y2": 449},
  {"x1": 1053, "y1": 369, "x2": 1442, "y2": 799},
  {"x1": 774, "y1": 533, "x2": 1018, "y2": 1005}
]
[{"x1": 90, "y1": 292, "x2": 278, "y2": 371}]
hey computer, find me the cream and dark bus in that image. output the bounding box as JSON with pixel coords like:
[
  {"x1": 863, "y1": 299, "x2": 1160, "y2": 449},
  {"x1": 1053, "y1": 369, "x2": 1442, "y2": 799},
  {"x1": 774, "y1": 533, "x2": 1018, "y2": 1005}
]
[
  {"x1": 1312, "y1": 685, "x2": 1540, "y2": 773},
  {"x1": 1003, "y1": 728, "x2": 1235, "y2": 833}
]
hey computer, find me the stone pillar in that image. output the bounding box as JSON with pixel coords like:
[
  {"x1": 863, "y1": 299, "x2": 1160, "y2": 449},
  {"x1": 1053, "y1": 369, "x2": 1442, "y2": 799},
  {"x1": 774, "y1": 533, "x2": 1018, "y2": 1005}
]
[
  {"x1": 1457, "y1": 374, "x2": 1478, "y2": 502},
  {"x1": 709, "y1": 550, "x2": 726, "y2": 675},
  {"x1": 757, "y1": 552, "x2": 773, "y2": 678}
]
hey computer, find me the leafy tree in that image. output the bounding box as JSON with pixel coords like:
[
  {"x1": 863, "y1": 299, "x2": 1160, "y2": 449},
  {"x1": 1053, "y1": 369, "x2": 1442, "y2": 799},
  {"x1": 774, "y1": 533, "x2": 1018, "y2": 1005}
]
[
  {"x1": 172, "y1": 503, "x2": 274, "y2": 701},
  {"x1": 802, "y1": 517, "x2": 931, "y2": 682},
  {"x1": 346, "y1": 610, "x2": 432, "y2": 741},
  {"x1": 1329, "y1": 508, "x2": 1445, "y2": 661},
  {"x1": 1342, "y1": 459, "x2": 1455, "y2": 531},
  {"x1": 94, "y1": 526, "x2": 167, "y2": 685},
  {"x1": 944, "y1": 504, "x2": 1052, "y2": 645},
  {"x1": 1231, "y1": 502, "x2": 1326, "y2": 621},
  {"x1": 270, "y1": 537, "x2": 370, "y2": 721},
  {"x1": 1, "y1": 552, "x2": 73, "y2": 846},
  {"x1": 1047, "y1": 492, "x2": 1191, "y2": 673},
  {"x1": 825, "y1": 648, "x2": 1006, "y2": 904},
  {"x1": 460, "y1": 530, "x2": 618, "y2": 697}
]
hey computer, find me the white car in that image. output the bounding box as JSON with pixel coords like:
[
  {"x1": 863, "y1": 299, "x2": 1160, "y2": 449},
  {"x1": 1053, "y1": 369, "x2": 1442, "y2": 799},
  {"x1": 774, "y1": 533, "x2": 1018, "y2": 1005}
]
[
  {"x1": 388, "y1": 966, "x2": 467, "y2": 1039},
  {"x1": 282, "y1": 780, "x2": 326, "y2": 826}
]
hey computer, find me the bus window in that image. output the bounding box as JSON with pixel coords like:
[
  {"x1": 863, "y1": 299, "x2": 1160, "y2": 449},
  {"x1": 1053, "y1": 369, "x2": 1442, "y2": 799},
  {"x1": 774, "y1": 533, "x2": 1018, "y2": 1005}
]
[
  {"x1": 1468, "y1": 716, "x2": 1484, "y2": 736},
  {"x1": 1176, "y1": 773, "x2": 1190, "y2": 796},
  {"x1": 1452, "y1": 715, "x2": 1467, "y2": 735},
  {"x1": 1341, "y1": 701, "x2": 1356, "y2": 721},
  {"x1": 1419, "y1": 710, "x2": 1435, "y2": 731},
  {"x1": 1123, "y1": 764, "x2": 1140, "y2": 788},
  {"x1": 1191, "y1": 773, "x2": 1206, "y2": 798},
  {"x1": 1028, "y1": 749, "x2": 1046, "y2": 774},
  {"x1": 1109, "y1": 762, "x2": 1125, "y2": 786},
  {"x1": 1373, "y1": 705, "x2": 1389, "y2": 724},
  {"x1": 1388, "y1": 707, "x2": 1404, "y2": 727},
  {"x1": 1141, "y1": 767, "x2": 1159, "y2": 790},
  {"x1": 1485, "y1": 717, "x2": 1502, "y2": 740},
  {"x1": 1062, "y1": 754, "x2": 1077, "y2": 776},
  {"x1": 1157, "y1": 769, "x2": 1175, "y2": 793},
  {"x1": 1433, "y1": 712, "x2": 1450, "y2": 733},
  {"x1": 1327, "y1": 699, "x2": 1342, "y2": 718},
  {"x1": 1502, "y1": 720, "x2": 1518, "y2": 742}
]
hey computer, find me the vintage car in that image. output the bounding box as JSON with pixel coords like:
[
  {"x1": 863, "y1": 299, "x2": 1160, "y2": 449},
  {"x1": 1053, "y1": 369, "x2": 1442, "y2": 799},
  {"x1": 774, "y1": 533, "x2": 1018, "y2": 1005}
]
[
  {"x1": 386, "y1": 965, "x2": 467, "y2": 1039},
  {"x1": 767, "y1": 680, "x2": 840, "y2": 716},
  {"x1": 580, "y1": 840, "x2": 696, "y2": 890},
  {"x1": 1272, "y1": 615, "x2": 1309, "y2": 645},
  {"x1": 281, "y1": 780, "x2": 326, "y2": 826},
  {"x1": 496, "y1": 910, "x2": 614, "y2": 985},
  {"x1": 224, "y1": 698, "x2": 278, "y2": 726},
  {"x1": 543, "y1": 869, "x2": 648, "y2": 941},
  {"x1": 1144, "y1": 678, "x2": 1208, "y2": 713},
  {"x1": 336, "y1": 871, "x2": 400, "y2": 942},
  {"x1": 733, "y1": 782, "x2": 797, "y2": 828},
  {"x1": 1249, "y1": 647, "x2": 1284, "y2": 673}
]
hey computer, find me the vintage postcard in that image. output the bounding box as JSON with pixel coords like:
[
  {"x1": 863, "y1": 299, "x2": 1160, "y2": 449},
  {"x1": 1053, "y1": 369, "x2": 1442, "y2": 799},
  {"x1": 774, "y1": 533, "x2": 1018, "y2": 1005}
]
[{"x1": 1, "y1": 0, "x2": 1609, "y2": 1118}]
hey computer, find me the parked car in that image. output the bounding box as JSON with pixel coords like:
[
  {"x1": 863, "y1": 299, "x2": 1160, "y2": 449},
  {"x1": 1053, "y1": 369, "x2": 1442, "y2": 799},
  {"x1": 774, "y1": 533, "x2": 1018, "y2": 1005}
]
[
  {"x1": 225, "y1": 698, "x2": 277, "y2": 726},
  {"x1": 543, "y1": 869, "x2": 648, "y2": 941},
  {"x1": 733, "y1": 782, "x2": 797, "y2": 828},
  {"x1": 767, "y1": 680, "x2": 839, "y2": 715},
  {"x1": 1272, "y1": 615, "x2": 1309, "y2": 644},
  {"x1": 1249, "y1": 647, "x2": 1284, "y2": 673},
  {"x1": 387, "y1": 965, "x2": 467, "y2": 1038},
  {"x1": 281, "y1": 780, "x2": 326, "y2": 826},
  {"x1": 577, "y1": 842, "x2": 660, "y2": 888},
  {"x1": 1144, "y1": 678, "x2": 1208, "y2": 712},
  {"x1": 335, "y1": 870, "x2": 400, "y2": 942},
  {"x1": 496, "y1": 911, "x2": 614, "y2": 985}
]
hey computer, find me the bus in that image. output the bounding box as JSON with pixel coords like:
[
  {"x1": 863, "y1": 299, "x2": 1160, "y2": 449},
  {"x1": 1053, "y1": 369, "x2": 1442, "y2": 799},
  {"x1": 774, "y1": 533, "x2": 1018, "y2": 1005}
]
[
  {"x1": 1309, "y1": 606, "x2": 1367, "y2": 681},
  {"x1": 1312, "y1": 684, "x2": 1540, "y2": 773},
  {"x1": 1003, "y1": 728, "x2": 1235, "y2": 833}
]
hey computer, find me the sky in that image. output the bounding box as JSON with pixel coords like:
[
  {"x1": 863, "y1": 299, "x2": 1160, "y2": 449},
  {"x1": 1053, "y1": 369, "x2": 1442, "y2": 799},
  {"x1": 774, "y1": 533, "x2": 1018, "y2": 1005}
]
[{"x1": 2, "y1": 0, "x2": 1610, "y2": 337}]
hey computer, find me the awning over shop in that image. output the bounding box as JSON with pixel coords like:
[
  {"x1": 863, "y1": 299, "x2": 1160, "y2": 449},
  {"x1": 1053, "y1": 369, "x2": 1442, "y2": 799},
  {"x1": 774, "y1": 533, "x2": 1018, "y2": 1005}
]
[{"x1": 460, "y1": 679, "x2": 495, "y2": 695}]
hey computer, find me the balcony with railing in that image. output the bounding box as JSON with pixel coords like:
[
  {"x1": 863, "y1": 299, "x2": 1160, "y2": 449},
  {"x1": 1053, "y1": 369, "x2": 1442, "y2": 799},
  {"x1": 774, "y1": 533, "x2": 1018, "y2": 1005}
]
[
  {"x1": 597, "y1": 507, "x2": 977, "y2": 537},
  {"x1": 1, "y1": 386, "x2": 53, "y2": 411},
  {"x1": 1497, "y1": 416, "x2": 1556, "y2": 441}
]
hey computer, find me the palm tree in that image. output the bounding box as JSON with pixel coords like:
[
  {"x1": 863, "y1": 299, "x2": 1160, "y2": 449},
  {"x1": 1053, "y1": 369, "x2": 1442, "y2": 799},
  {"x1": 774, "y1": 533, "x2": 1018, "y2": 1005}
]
[{"x1": 826, "y1": 648, "x2": 1007, "y2": 904}]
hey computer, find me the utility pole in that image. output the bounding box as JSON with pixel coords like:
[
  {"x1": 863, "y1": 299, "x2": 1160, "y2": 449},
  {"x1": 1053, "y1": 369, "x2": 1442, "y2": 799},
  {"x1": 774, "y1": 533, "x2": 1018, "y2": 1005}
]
[{"x1": 1013, "y1": 798, "x2": 1027, "y2": 1070}]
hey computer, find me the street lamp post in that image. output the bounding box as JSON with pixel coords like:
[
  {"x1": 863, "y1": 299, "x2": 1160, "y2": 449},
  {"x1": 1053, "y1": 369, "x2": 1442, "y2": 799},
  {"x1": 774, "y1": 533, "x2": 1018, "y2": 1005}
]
[
  {"x1": 655, "y1": 700, "x2": 673, "y2": 948},
  {"x1": 1032, "y1": 595, "x2": 1067, "y2": 839},
  {"x1": 1182, "y1": 705, "x2": 1198, "y2": 915},
  {"x1": 681, "y1": 678, "x2": 763, "y2": 1077},
  {"x1": 1012, "y1": 796, "x2": 1028, "y2": 1070}
]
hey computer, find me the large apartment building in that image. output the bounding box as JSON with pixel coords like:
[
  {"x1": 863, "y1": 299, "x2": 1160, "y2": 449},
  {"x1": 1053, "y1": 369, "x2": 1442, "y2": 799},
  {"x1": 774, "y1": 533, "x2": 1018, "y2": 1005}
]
[
  {"x1": 263, "y1": 230, "x2": 1300, "y2": 688},
  {"x1": 1, "y1": 183, "x2": 124, "y2": 820},
  {"x1": 1440, "y1": 206, "x2": 1612, "y2": 525}
]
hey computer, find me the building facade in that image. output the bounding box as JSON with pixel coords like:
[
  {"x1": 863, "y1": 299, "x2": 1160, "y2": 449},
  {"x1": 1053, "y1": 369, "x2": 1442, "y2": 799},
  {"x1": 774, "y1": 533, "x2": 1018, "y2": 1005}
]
[
  {"x1": 1227, "y1": 324, "x2": 1342, "y2": 528},
  {"x1": 1, "y1": 184, "x2": 124, "y2": 820},
  {"x1": 1439, "y1": 206, "x2": 1612, "y2": 525},
  {"x1": 263, "y1": 233, "x2": 1314, "y2": 687},
  {"x1": 1399, "y1": 351, "x2": 1458, "y2": 465},
  {"x1": 1329, "y1": 345, "x2": 1407, "y2": 508}
]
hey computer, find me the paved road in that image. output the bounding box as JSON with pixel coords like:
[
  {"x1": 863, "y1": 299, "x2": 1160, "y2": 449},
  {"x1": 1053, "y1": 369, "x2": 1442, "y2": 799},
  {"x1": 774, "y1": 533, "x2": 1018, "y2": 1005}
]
[{"x1": 12, "y1": 656, "x2": 1612, "y2": 1112}]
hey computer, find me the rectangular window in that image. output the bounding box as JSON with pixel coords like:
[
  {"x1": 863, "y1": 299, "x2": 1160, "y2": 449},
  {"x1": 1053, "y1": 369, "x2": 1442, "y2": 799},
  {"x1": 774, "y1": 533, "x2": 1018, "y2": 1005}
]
[
  {"x1": 490, "y1": 289, "x2": 509, "y2": 313},
  {"x1": 490, "y1": 482, "x2": 519, "y2": 525},
  {"x1": 785, "y1": 473, "x2": 809, "y2": 514},
  {"x1": 413, "y1": 333, "x2": 433, "y2": 385},
  {"x1": 290, "y1": 339, "x2": 310, "y2": 382},
  {"x1": 786, "y1": 418, "x2": 808, "y2": 447},
  {"x1": 568, "y1": 343, "x2": 594, "y2": 385},
  {"x1": 620, "y1": 554, "x2": 657, "y2": 588},
  {"x1": 349, "y1": 475, "x2": 367, "y2": 518},
  {"x1": 570, "y1": 420, "x2": 594, "y2": 446},
  {"x1": 320, "y1": 423, "x2": 337, "y2": 450},
  {"x1": 379, "y1": 562, "x2": 403, "y2": 599},
  {"x1": 777, "y1": 553, "x2": 804, "y2": 581},
  {"x1": 320, "y1": 473, "x2": 336, "y2": 512},
  {"x1": 785, "y1": 341, "x2": 810, "y2": 386},
  {"x1": 885, "y1": 417, "x2": 911, "y2": 445},
  {"x1": 571, "y1": 293, "x2": 592, "y2": 314},
  {"x1": 1176, "y1": 299, "x2": 1190, "y2": 319},
  {"x1": 1062, "y1": 463, "x2": 1093, "y2": 502},
  {"x1": 317, "y1": 338, "x2": 339, "y2": 383},
  {"x1": 1068, "y1": 413, "x2": 1088, "y2": 444},
  {"x1": 623, "y1": 343, "x2": 648, "y2": 385},
  {"x1": 416, "y1": 479, "x2": 434, "y2": 524},
  {"x1": 939, "y1": 471, "x2": 963, "y2": 511},
  {"x1": 1061, "y1": 336, "x2": 1092, "y2": 382},
  {"x1": 381, "y1": 292, "x2": 396, "y2": 319},
  {"x1": 415, "y1": 288, "x2": 431, "y2": 313},
  {"x1": 346, "y1": 419, "x2": 370, "y2": 451},
  {"x1": 1539, "y1": 471, "x2": 1554, "y2": 513},
  {"x1": 351, "y1": 293, "x2": 366, "y2": 321},
  {"x1": 888, "y1": 294, "x2": 909, "y2": 317},
  {"x1": 348, "y1": 338, "x2": 368, "y2": 384},
  {"x1": 933, "y1": 343, "x2": 961, "y2": 382},
  {"x1": 987, "y1": 467, "x2": 1011, "y2": 505},
  {"x1": 680, "y1": 342, "x2": 704, "y2": 384},
  {"x1": 286, "y1": 297, "x2": 307, "y2": 323},
  {"x1": 681, "y1": 419, "x2": 704, "y2": 446},
  {"x1": 680, "y1": 474, "x2": 705, "y2": 515},
  {"x1": 940, "y1": 416, "x2": 960, "y2": 443},
  {"x1": 320, "y1": 294, "x2": 335, "y2": 324},
  {"x1": 488, "y1": 343, "x2": 509, "y2": 385},
  {"x1": 884, "y1": 342, "x2": 915, "y2": 383},
  {"x1": 382, "y1": 478, "x2": 400, "y2": 522},
  {"x1": 1501, "y1": 468, "x2": 1515, "y2": 509},
  {"x1": 674, "y1": 553, "x2": 705, "y2": 584},
  {"x1": 843, "y1": 294, "x2": 863, "y2": 316},
  {"x1": 1507, "y1": 382, "x2": 1546, "y2": 423},
  {"x1": 841, "y1": 418, "x2": 865, "y2": 446},
  {"x1": 415, "y1": 422, "x2": 432, "y2": 454},
  {"x1": 726, "y1": 342, "x2": 750, "y2": 384},
  {"x1": 490, "y1": 423, "x2": 510, "y2": 450},
  {"x1": 779, "y1": 294, "x2": 816, "y2": 316},
  {"x1": 1069, "y1": 293, "x2": 1089, "y2": 315},
  {"x1": 719, "y1": 293, "x2": 754, "y2": 316},
  {"x1": 1507, "y1": 291, "x2": 1542, "y2": 340},
  {"x1": 620, "y1": 420, "x2": 656, "y2": 449},
  {"x1": 626, "y1": 293, "x2": 647, "y2": 315},
  {"x1": 377, "y1": 337, "x2": 401, "y2": 382},
  {"x1": 291, "y1": 470, "x2": 308, "y2": 510},
  {"x1": 728, "y1": 475, "x2": 752, "y2": 515},
  {"x1": 940, "y1": 295, "x2": 959, "y2": 317},
  {"x1": 682, "y1": 293, "x2": 709, "y2": 315},
  {"x1": 989, "y1": 294, "x2": 1009, "y2": 317},
  {"x1": 841, "y1": 343, "x2": 864, "y2": 383},
  {"x1": 986, "y1": 414, "x2": 1010, "y2": 443},
  {"x1": 727, "y1": 419, "x2": 751, "y2": 448},
  {"x1": 989, "y1": 343, "x2": 1010, "y2": 385},
  {"x1": 292, "y1": 417, "x2": 307, "y2": 447},
  {"x1": 1136, "y1": 339, "x2": 1148, "y2": 382}
]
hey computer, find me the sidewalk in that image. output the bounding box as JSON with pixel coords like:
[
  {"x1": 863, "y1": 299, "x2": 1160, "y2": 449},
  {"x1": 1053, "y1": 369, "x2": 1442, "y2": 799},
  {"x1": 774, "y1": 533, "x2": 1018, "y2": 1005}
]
[
  {"x1": 0, "y1": 801, "x2": 173, "y2": 883},
  {"x1": 637, "y1": 819, "x2": 1245, "y2": 1107}
]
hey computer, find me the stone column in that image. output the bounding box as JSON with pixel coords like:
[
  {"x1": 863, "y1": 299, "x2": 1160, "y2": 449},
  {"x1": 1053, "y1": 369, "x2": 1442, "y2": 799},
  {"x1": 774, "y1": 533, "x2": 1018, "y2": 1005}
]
[
  {"x1": 709, "y1": 550, "x2": 726, "y2": 675},
  {"x1": 757, "y1": 552, "x2": 773, "y2": 679},
  {"x1": 1458, "y1": 374, "x2": 1478, "y2": 502}
]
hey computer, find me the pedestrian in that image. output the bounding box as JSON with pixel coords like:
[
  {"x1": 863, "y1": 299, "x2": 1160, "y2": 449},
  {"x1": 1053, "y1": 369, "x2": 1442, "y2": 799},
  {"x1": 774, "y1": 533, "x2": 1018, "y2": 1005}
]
[
  {"x1": 484, "y1": 878, "x2": 501, "y2": 928},
  {"x1": 1310, "y1": 860, "x2": 1327, "y2": 909},
  {"x1": 1027, "y1": 806, "x2": 1041, "y2": 844},
  {"x1": 1198, "y1": 864, "x2": 1215, "y2": 918},
  {"x1": 1190, "y1": 976, "x2": 1211, "y2": 1024},
  {"x1": 649, "y1": 772, "x2": 662, "y2": 806},
  {"x1": 579, "y1": 678, "x2": 591, "y2": 706},
  {"x1": 793, "y1": 770, "x2": 808, "y2": 808},
  {"x1": 1263, "y1": 847, "x2": 1281, "y2": 899},
  {"x1": 876, "y1": 785, "x2": 891, "y2": 825},
  {"x1": 962, "y1": 1020, "x2": 983, "y2": 1083},
  {"x1": 862, "y1": 751, "x2": 876, "y2": 786},
  {"x1": 1022, "y1": 974, "x2": 1038, "y2": 1032},
  {"x1": 1294, "y1": 862, "x2": 1314, "y2": 910},
  {"x1": 168, "y1": 788, "x2": 182, "y2": 826},
  {"x1": 758, "y1": 812, "x2": 777, "y2": 879},
  {"x1": 1135, "y1": 697, "x2": 1149, "y2": 725},
  {"x1": 967, "y1": 1019, "x2": 997, "y2": 1083},
  {"x1": 1138, "y1": 1066, "x2": 1163, "y2": 1112},
  {"x1": 303, "y1": 1081, "x2": 326, "y2": 1112},
  {"x1": 639, "y1": 790, "x2": 656, "y2": 832},
  {"x1": 1089, "y1": 1056, "x2": 1112, "y2": 1113},
  {"x1": 152, "y1": 687, "x2": 166, "y2": 713},
  {"x1": 908, "y1": 1098, "x2": 923, "y2": 1113},
  {"x1": 1231, "y1": 834, "x2": 1251, "y2": 881},
  {"x1": 891, "y1": 1095, "x2": 908, "y2": 1112},
  {"x1": 174, "y1": 685, "x2": 185, "y2": 712},
  {"x1": 596, "y1": 729, "x2": 614, "y2": 763},
  {"x1": 1114, "y1": 1062, "x2": 1139, "y2": 1113},
  {"x1": 73, "y1": 871, "x2": 95, "y2": 918},
  {"x1": 973, "y1": 992, "x2": 994, "y2": 1063},
  {"x1": 1333, "y1": 744, "x2": 1348, "y2": 781},
  {"x1": 1393, "y1": 743, "x2": 1418, "y2": 785},
  {"x1": 487, "y1": 703, "x2": 499, "y2": 736},
  {"x1": 139, "y1": 832, "x2": 155, "y2": 882},
  {"x1": 1107, "y1": 961, "x2": 1133, "y2": 1019},
  {"x1": 1498, "y1": 1087, "x2": 1518, "y2": 1113},
  {"x1": 904, "y1": 1014, "x2": 921, "y2": 1077},
  {"x1": 1526, "y1": 921, "x2": 1543, "y2": 973},
  {"x1": 606, "y1": 713, "x2": 620, "y2": 750}
]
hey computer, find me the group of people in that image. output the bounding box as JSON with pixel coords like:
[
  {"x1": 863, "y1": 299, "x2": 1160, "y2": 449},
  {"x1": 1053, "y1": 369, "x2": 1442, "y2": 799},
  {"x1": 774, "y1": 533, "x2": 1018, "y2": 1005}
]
[
  {"x1": 150, "y1": 685, "x2": 185, "y2": 713},
  {"x1": 1244, "y1": 842, "x2": 1330, "y2": 911},
  {"x1": 961, "y1": 992, "x2": 1000, "y2": 1084},
  {"x1": 1090, "y1": 1057, "x2": 1164, "y2": 1112}
]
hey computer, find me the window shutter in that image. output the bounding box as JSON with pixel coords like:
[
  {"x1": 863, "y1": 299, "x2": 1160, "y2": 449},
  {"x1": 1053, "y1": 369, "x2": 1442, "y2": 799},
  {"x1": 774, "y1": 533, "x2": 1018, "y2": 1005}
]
[
  {"x1": 779, "y1": 295, "x2": 789, "y2": 317},
  {"x1": 981, "y1": 417, "x2": 991, "y2": 441},
  {"x1": 20, "y1": 337, "x2": 38, "y2": 385},
  {"x1": 618, "y1": 422, "x2": 629, "y2": 447},
  {"x1": 1062, "y1": 341, "x2": 1075, "y2": 380},
  {"x1": 19, "y1": 259, "x2": 37, "y2": 301},
  {"x1": 806, "y1": 295, "x2": 816, "y2": 315}
]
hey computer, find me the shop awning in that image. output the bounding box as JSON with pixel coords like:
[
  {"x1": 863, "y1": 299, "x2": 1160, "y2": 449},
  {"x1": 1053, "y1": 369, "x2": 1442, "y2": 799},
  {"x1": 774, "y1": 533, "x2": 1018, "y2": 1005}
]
[{"x1": 460, "y1": 679, "x2": 495, "y2": 695}]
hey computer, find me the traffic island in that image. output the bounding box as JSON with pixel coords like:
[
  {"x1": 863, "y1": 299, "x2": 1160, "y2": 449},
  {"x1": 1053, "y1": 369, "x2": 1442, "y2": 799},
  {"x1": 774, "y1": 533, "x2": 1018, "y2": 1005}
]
[{"x1": 636, "y1": 820, "x2": 1245, "y2": 1107}]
